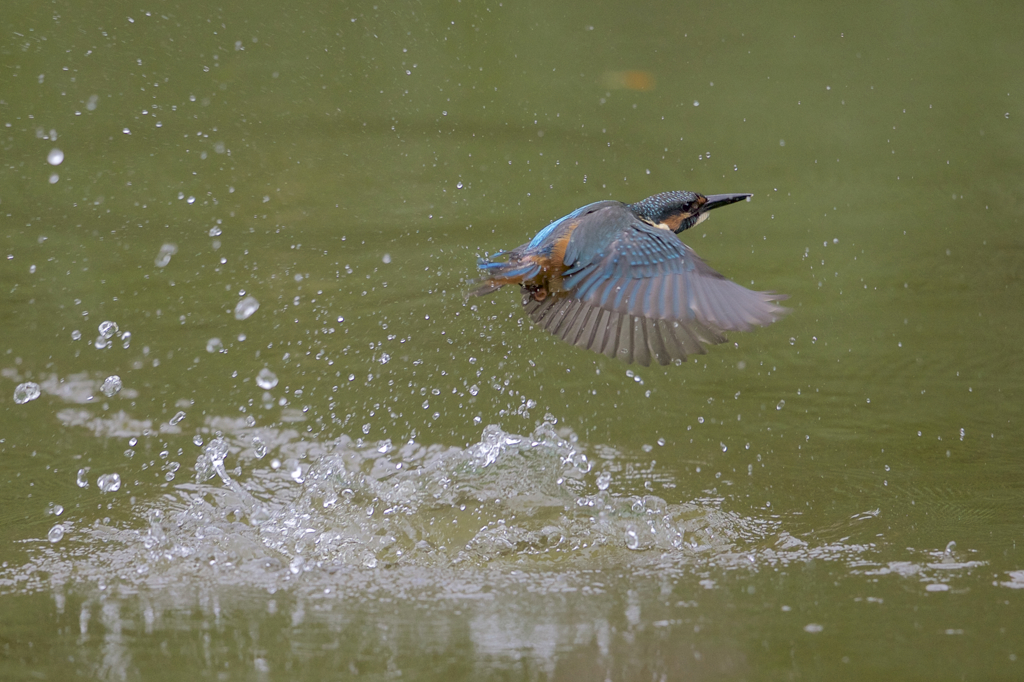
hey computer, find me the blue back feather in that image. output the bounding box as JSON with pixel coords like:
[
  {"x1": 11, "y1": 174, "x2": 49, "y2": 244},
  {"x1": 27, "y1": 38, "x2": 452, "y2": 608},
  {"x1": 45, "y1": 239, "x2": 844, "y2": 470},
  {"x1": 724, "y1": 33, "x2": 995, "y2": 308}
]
[{"x1": 527, "y1": 201, "x2": 606, "y2": 248}]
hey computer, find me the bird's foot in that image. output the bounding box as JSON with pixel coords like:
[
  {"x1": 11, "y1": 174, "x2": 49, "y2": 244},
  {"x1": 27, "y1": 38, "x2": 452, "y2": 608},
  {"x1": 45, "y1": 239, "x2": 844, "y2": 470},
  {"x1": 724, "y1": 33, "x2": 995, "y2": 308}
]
[{"x1": 522, "y1": 283, "x2": 548, "y2": 301}]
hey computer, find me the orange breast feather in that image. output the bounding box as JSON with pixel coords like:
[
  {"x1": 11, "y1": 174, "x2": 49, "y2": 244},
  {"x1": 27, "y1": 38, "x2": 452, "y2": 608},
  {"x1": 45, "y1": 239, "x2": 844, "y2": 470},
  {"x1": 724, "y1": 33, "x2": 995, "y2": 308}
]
[{"x1": 541, "y1": 220, "x2": 579, "y2": 293}]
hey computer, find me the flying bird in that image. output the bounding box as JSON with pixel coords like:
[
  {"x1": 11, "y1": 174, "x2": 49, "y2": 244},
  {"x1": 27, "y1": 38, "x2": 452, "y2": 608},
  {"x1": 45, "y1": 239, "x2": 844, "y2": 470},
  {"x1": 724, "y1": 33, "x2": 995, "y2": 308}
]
[{"x1": 469, "y1": 191, "x2": 787, "y2": 366}]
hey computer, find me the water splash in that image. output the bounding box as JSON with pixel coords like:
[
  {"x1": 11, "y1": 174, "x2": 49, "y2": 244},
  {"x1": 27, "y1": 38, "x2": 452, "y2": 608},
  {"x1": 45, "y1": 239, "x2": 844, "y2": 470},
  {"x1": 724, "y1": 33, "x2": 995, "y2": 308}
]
[{"x1": 2, "y1": 418, "x2": 987, "y2": 598}]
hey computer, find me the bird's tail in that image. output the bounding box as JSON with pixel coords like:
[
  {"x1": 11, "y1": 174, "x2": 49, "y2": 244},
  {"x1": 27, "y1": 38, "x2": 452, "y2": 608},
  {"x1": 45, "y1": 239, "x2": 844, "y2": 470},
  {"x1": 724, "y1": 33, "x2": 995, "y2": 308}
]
[{"x1": 467, "y1": 252, "x2": 542, "y2": 297}]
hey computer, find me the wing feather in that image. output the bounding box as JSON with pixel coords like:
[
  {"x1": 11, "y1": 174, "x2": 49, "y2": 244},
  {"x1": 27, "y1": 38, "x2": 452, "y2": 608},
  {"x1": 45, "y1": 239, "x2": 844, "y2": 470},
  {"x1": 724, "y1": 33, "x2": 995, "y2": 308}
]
[{"x1": 516, "y1": 206, "x2": 786, "y2": 364}]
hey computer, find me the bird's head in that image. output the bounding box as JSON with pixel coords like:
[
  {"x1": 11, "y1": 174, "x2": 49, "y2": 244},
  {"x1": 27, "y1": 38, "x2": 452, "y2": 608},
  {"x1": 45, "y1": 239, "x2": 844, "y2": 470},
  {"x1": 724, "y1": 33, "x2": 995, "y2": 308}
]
[{"x1": 629, "y1": 191, "x2": 752, "y2": 233}]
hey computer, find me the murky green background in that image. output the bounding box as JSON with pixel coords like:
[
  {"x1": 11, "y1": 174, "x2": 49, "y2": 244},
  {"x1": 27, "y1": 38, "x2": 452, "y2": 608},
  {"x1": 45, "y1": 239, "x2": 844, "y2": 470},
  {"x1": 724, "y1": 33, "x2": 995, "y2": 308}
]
[{"x1": 2, "y1": 0, "x2": 1023, "y2": 679}]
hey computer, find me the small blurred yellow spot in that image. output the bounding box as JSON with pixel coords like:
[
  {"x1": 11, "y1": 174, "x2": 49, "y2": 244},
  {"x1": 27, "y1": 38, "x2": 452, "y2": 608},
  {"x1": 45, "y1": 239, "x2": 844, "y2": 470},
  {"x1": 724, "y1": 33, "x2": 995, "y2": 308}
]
[{"x1": 603, "y1": 70, "x2": 656, "y2": 91}]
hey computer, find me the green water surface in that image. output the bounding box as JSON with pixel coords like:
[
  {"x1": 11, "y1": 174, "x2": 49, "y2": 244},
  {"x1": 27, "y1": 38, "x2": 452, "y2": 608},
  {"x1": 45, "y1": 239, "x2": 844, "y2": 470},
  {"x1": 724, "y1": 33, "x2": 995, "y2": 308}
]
[{"x1": 2, "y1": 0, "x2": 1023, "y2": 679}]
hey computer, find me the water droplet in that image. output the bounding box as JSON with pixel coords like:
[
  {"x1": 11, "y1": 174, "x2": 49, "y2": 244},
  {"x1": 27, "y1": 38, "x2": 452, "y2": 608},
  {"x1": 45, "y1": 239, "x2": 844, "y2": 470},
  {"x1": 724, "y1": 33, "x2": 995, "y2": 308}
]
[
  {"x1": 206, "y1": 337, "x2": 225, "y2": 353},
  {"x1": 234, "y1": 295, "x2": 260, "y2": 320},
  {"x1": 97, "y1": 473, "x2": 121, "y2": 492},
  {"x1": 98, "y1": 321, "x2": 119, "y2": 339},
  {"x1": 100, "y1": 375, "x2": 122, "y2": 397},
  {"x1": 13, "y1": 382, "x2": 41, "y2": 404},
  {"x1": 256, "y1": 368, "x2": 278, "y2": 389},
  {"x1": 596, "y1": 471, "x2": 611, "y2": 490},
  {"x1": 804, "y1": 623, "x2": 824, "y2": 633},
  {"x1": 48, "y1": 524, "x2": 65, "y2": 543},
  {"x1": 76, "y1": 468, "x2": 90, "y2": 488},
  {"x1": 208, "y1": 225, "x2": 222, "y2": 237},
  {"x1": 154, "y1": 243, "x2": 177, "y2": 267},
  {"x1": 625, "y1": 525, "x2": 640, "y2": 550},
  {"x1": 252, "y1": 436, "x2": 268, "y2": 459},
  {"x1": 456, "y1": 181, "x2": 463, "y2": 189},
  {"x1": 776, "y1": 400, "x2": 786, "y2": 410},
  {"x1": 382, "y1": 253, "x2": 391, "y2": 264},
  {"x1": 47, "y1": 148, "x2": 64, "y2": 166},
  {"x1": 169, "y1": 411, "x2": 186, "y2": 425}
]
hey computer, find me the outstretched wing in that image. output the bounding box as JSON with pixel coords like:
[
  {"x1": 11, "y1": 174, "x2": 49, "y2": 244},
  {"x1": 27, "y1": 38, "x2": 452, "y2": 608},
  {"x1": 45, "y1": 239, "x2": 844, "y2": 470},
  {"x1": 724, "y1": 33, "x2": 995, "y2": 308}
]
[{"x1": 523, "y1": 210, "x2": 787, "y2": 366}]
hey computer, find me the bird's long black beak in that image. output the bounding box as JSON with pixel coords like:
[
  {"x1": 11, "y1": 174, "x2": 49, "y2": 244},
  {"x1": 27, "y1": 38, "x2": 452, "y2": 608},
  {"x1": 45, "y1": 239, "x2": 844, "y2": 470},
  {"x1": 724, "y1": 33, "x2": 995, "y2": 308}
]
[
  {"x1": 669, "y1": 192, "x2": 753, "y2": 233},
  {"x1": 700, "y1": 193, "x2": 752, "y2": 213}
]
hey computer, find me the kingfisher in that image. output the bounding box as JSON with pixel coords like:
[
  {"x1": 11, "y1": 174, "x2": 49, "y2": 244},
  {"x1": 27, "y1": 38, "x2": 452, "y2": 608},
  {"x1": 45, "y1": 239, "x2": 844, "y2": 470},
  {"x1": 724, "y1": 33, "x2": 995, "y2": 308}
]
[{"x1": 469, "y1": 191, "x2": 787, "y2": 366}]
